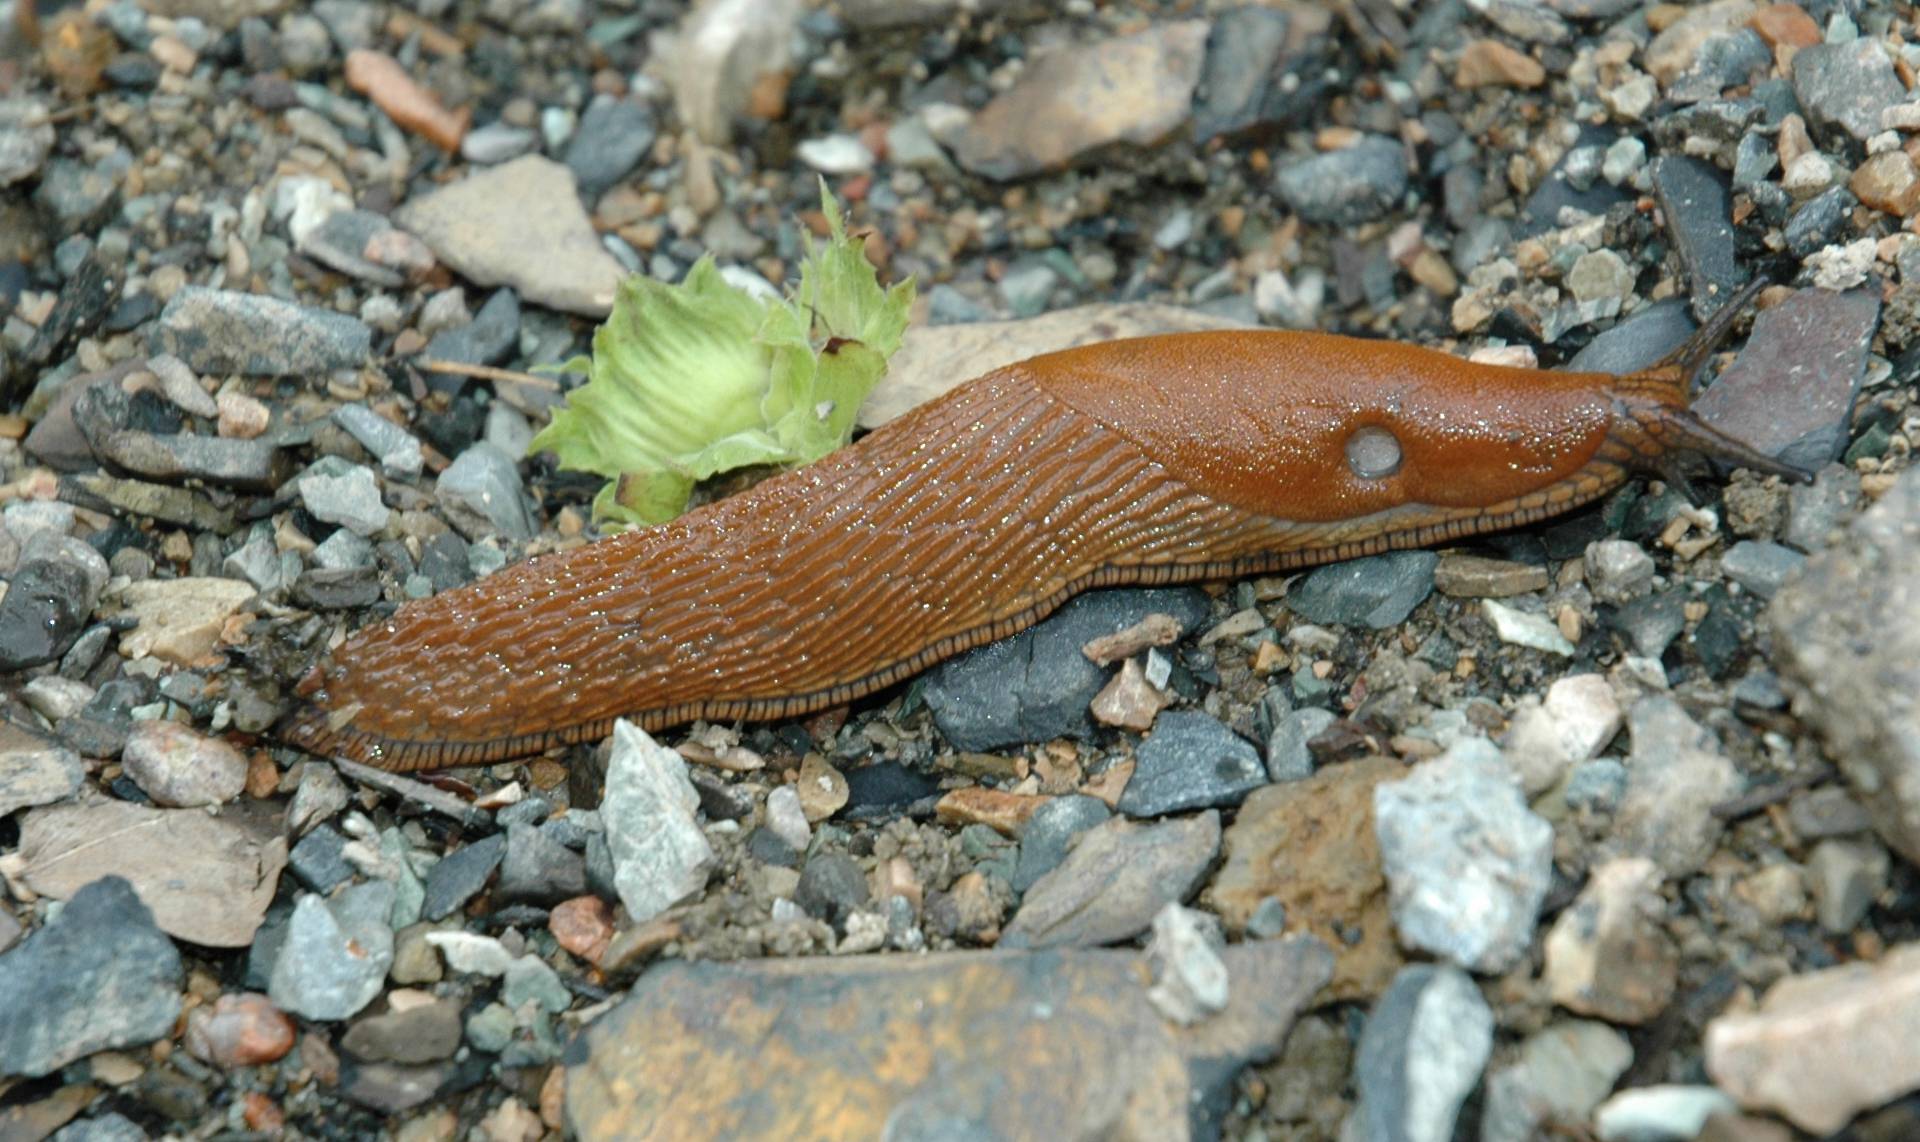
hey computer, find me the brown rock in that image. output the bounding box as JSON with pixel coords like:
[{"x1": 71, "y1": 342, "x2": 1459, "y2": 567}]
[
  {"x1": 951, "y1": 22, "x2": 1211, "y2": 180},
  {"x1": 1645, "y1": 0, "x2": 1760, "y2": 84},
  {"x1": 1850, "y1": 151, "x2": 1920, "y2": 217},
  {"x1": 1455, "y1": 39, "x2": 1546, "y2": 89},
  {"x1": 185, "y1": 992, "x2": 296, "y2": 1068},
  {"x1": 935, "y1": 787, "x2": 1047, "y2": 836},
  {"x1": 1542, "y1": 857, "x2": 1677, "y2": 1025},
  {"x1": 1748, "y1": 2, "x2": 1821, "y2": 48},
  {"x1": 925, "y1": 870, "x2": 1008, "y2": 944},
  {"x1": 549, "y1": 896, "x2": 615, "y2": 964},
  {"x1": 1433, "y1": 554, "x2": 1550, "y2": 598},
  {"x1": 1206, "y1": 756, "x2": 1405, "y2": 1001},
  {"x1": 1003, "y1": 812, "x2": 1220, "y2": 949},
  {"x1": 1706, "y1": 942, "x2": 1920, "y2": 1133},
  {"x1": 345, "y1": 50, "x2": 470, "y2": 152},
  {"x1": 567, "y1": 937, "x2": 1333, "y2": 1140},
  {"x1": 795, "y1": 753, "x2": 849, "y2": 823},
  {"x1": 1088, "y1": 657, "x2": 1172, "y2": 731}
]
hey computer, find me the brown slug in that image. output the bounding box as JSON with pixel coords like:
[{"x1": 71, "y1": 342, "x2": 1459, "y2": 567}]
[{"x1": 279, "y1": 283, "x2": 1807, "y2": 771}]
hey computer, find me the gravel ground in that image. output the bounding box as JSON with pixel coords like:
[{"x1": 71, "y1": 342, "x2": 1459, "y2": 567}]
[{"x1": 2, "y1": 0, "x2": 1919, "y2": 1139}]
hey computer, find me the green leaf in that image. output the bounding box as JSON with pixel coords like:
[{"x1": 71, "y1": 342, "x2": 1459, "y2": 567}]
[{"x1": 527, "y1": 184, "x2": 917, "y2": 527}]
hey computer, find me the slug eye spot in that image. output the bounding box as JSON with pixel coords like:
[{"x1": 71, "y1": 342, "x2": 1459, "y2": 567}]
[{"x1": 1346, "y1": 426, "x2": 1403, "y2": 480}]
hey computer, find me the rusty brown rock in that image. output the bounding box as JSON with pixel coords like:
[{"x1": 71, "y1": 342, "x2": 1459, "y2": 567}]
[
  {"x1": 567, "y1": 937, "x2": 1333, "y2": 1140},
  {"x1": 1455, "y1": 39, "x2": 1546, "y2": 89},
  {"x1": 1089, "y1": 656, "x2": 1172, "y2": 731},
  {"x1": 1206, "y1": 756, "x2": 1405, "y2": 1001},
  {"x1": 344, "y1": 50, "x2": 470, "y2": 152},
  {"x1": 1850, "y1": 151, "x2": 1920, "y2": 217},
  {"x1": 184, "y1": 992, "x2": 297, "y2": 1068},
  {"x1": 935, "y1": 787, "x2": 1048, "y2": 836},
  {"x1": 1748, "y1": 2, "x2": 1821, "y2": 48}
]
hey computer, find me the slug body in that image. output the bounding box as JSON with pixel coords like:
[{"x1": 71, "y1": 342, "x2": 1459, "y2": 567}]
[{"x1": 281, "y1": 325, "x2": 1793, "y2": 771}]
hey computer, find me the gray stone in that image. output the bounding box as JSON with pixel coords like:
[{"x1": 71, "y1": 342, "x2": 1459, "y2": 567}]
[
  {"x1": 1649, "y1": 156, "x2": 1743, "y2": 321},
  {"x1": 422, "y1": 832, "x2": 505, "y2": 920},
  {"x1": 462, "y1": 122, "x2": 538, "y2": 165},
  {"x1": 565, "y1": 95, "x2": 656, "y2": 199},
  {"x1": 1793, "y1": 39, "x2": 1906, "y2": 149},
  {"x1": 0, "y1": 559, "x2": 98, "y2": 671},
  {"x1": 0, "y1": 98, "x2": 54, "y2": 187},
  {"x1": 503, "y1": 954, "x2": 570, "y2": 1013},
  {"x1": 332, "y1": 403, "x2": 424, "y2": 480},
  {"x1": 1786, "y1": 464, "x2": 1863, "y2": 552},
  {"x1": 1192, "y1": 6, "x2": 1326, "y2": 141},
  {"x1": 1807, "y1": 838, "x2": 1888, "y2": 934},
  {"x1": 496, "y1": 822, "x2": 587, "y2": 907},
  {"x1": 1002, "y1": 811, "x2": 1220, "y2": 949},
  {"x1": 924, "y1": 588, "x2": 1211, "y2": 751},
  {"x1": 299, "y1": 463, "x2": 390, "y2": 537},
  {"x1": 1695, "y1": 288, "x2": 1879, "y2": 473},
  {"x1": 436, "y1": 443, "x2": 535, "y2": 541},
  {"x1": 268, "y1": 881, "x2": 396, "y2": 1021},
  {"x1": 1611, "y1": 697, "x2": 1740, "y2": 877},
  {"x1": 150, "y1": 287, "x2": 372, "y2": 376},
  {"x1": 1117, "y1": 710, "x2": 1266, "y2": 817},
  {"x1": 1784, "y1": 185, "x2": 1855, "y2": 257},
  {"x1": 1374, "y1": 739, "x2": 1553, "y2": 973},
  {"x1": 601, "y1": 721, "x2": 713, "y2": 924},
  {"x1": 0, "y1": 877, "x2": 182, "y2": 1078},
  {"x1": 1287, "y1": 551, "x2": 1438, "y2": 629},
  {"x1": 288, "y1": 824, "x2": 355, "y2": 894},
  {"x1": 422, "y1": 287, "x2": 519, "y2": 369},
  {"x1": 1350, "y1": 963, "x2": 1494, "y2": 1142},
  {"x1": 1593, "y1": 1086, "x2": 1736, "y2": 1142},
  {"x1": 1012, "y1": 795, "x2": 1111, "y2": 894},
  {"x1": 341, "y1": 999, "x2": 463, "y2": 1064},
  {"x1": 1480, "y1": 1021, "x2": 1635, "y2": 1142},
  {"x1": 298, "y1": 209, "x2": 428, "y2": 287},
  {"x1": 1266, "y1": 707, "x2": 1336, "y2": 782},
  {"x1": 1720, "y1": 540, "x2": 1806, "y2": 599},
  {"x1": 795, "y1": 852, "x2": 869, "y2": 926},
  {"x1": 1274, "y1": 135, "x2": 1407, "y2": 227}
]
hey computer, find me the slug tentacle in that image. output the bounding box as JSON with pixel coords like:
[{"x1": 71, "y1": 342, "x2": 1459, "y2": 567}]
[{"x1": 279, "y1": 321, "x2": 1798, "y2": 771}]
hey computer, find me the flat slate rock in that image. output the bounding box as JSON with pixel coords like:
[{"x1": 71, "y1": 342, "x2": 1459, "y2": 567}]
[
  {"x1": 924, "y1": 588, "x2": 1212, "y2": 752},
  {"x1": 1287, "y1": 551, "x2": 1438, "y2": 629},
  {"x1": 149, "y1": 286, "x2": 372, "y2": 376},
  {"x1": 1117, "y1": 710, "x2": 1267, "y2": 817},
  {"x1": 1694, "y1": 287, "x2": 1879, "y2": 472},
  {"x1": 1001, "y1": 811, "x2": 1220, "y2": 949},
  {"x1": 0, "y1": 876, "x2": 182, "y2": 1078},
  {"x1": 1650, "y1": 155, "x2": 1744, "y2": 321},
  {"x1": 567, "y1": 936, "x2": 1332, "y2": 1141}
]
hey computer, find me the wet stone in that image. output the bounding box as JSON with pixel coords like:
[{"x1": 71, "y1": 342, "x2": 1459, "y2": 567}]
[
  {"x1": 1191, "y1": 6, "x2": 1326, "y2": 141},
  {"x1": 1117, "y1": 711, "x2": 1266, "y2": 817},
  {"x1": 566, "y1": 937, "x2": 1332, "y2": 1141},
  {"x1": 1349, "y1": 963, "x2": 1494, "y2": 1142},
  {"x1": 422, "y1": 832, "x2": 505, "y2": 920},
  {"x1": 1001, "y1": 811, "x2": 1220, "y2": 949},
  {"x1": 1374, "y1": 739, "x2": 1553, "y2": 973},
  {"x1": 1694, "y1": 287, "x2": 1879, "y2": 472},
  {"x1": 1274, "y1": 135, "x2": 1407, "y2": 227},
  {"x1": 422, "y1": 287, "x2": 520, "y2": 369},
  {"x1": 1650, "y1": 155, "x2": 1743, "y2": 321},
  {"x1": 150, "y1": 287, "x2": 371, "y2": 376},
  {"x1": 1286, "y1": 551, "x2": 1437, "y2": 629},
  {"x1": 0, "y1": 558, "x2": 98, "y2": 670},
  {"x1": 0, "y1": 877, "x2": 182, "y2": 1078},
  {"x1": 924, "y1": 588, "x2": 1210, "y2": 751}
]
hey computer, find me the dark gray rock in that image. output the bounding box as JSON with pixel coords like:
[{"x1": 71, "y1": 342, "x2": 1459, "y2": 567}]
[
  {"x1": 341, "y1": 998, "x2": 464, "y2": 1064},
  {"x1": 1649, "y1": 156, "x2": 1744, "y2": 321},
  {"x1": 423, "y1": 287, "x2": 520, "y2": 369},
  {"x1": 1012, "y1": 795, "x2": 1111, "y2": 893},
  {"x1": 293, "y1": 566, "x2": 383, "y2": 610},
  {"x1": 1519, "y1": 127, "x2": 1630, "y2": 236},
  {"x1": 496, "y1": 822, "x2": 587, "y2": 907},
  {"x1": 1694, "y1": 287, "x2": 1879, "y2": 472},
  {"x1": 0, "y1": 558, "x2": 97, "y2": 671},
  {"x1": 0, "y1": 877, "x2": 183, "y2": 1078},
  {"x1": 841, "y1": 761, "x2": 942, "y2": 820},
  {"x1": 1350, "y1": 964, "x2": 1494, "y2": 1142},
  {"x1": 924, "y1": 588, "x2": 1211, "y2": 751},
  {"x1": 1117, "y1": 711, "x2": 1266, "y2": 817},
  {"x1": 1613, "y1": 590, "x2": 1687, "y2": 658},
  {"x1": 1568, "y1": 299, "x2": 1694, "y2": 375},
  {"x1": 150, "y1": 287, "x2": 372, "y2": 376},
  {"x1": 423, "y1": 833, "x2": 506, "y2": 921},
  {"x1": 288, "y1": 823, "x2": 356, "y2": 894},
  {"x1": 1792, "y1": 39, "x2": 1905, "y2": 150},
  {"x1": 299, "y1": 209, "x2": 410, "y2": 287},
  {"x1": 1266, "y1": 706, "x2": 1337, "y2": 782},
  {"x1": 1287, "y1": 552, "x2": 1437, "y2": 629},
  {"x1": 33, "y1": 152, "x2": 129, "y2": 237},
  {"x1": 565, "y1": 96, "x2": 657, "y2": 199},
  {"x1": 1273, "y1": 136, "x2": 1406, "y2": 227},
  {"x1": 332, "y1": 402, "x2": 424, "y2": 480},
  {"x1": 795, "y1": 852, "x2": 870, "y2": 926},
  {"x1": 1191, "y1": 7, "x2": 1327, "y2": 141},
  {"x1": 1785, "y1": 186, "x2": 1856, "y2": 257}
]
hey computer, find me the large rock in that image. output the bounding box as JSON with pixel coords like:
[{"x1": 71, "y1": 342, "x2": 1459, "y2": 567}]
[
  {"x1": 567, "y1": 938, "x2": 1332, "y2": 1140},
  {"x1": 1769, "y1": 468, "x2": 1920, "y2": 863}
]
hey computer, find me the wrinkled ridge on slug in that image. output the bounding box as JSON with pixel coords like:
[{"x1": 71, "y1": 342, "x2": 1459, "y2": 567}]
[{"x1": 278, "y1": 329, "x2": 1766, "y2": 771}]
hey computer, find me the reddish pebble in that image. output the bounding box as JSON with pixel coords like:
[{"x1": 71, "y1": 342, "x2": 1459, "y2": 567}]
[
  {"x1": 184, "y1": 993, "x2": 296, "y2": 1068},
  {"x1": 242, "y1": 1092, "x2": 286, "y2": 1132},
  {"x1": 549, "y1": 895, "x2": 615, "y2": 964},
  {"x1": 1749, "y1": 2, "x2": 1821, "y2": 48},
  {"x1": 344, "y1": 49, "x2": 470, "y2": 152}
]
